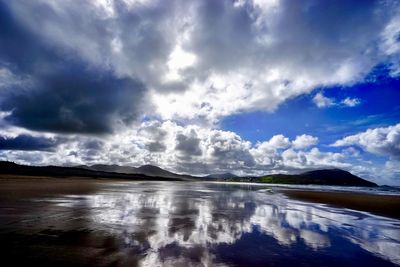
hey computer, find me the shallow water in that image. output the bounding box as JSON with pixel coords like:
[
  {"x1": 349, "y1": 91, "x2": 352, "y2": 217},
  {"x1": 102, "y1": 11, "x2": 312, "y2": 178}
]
[
  {"x1": 2, "y1": 181, "x2": 400, "y2": 266},
  {"x1": 209, "y1": 181, "x2": 400, "y2": 196}
]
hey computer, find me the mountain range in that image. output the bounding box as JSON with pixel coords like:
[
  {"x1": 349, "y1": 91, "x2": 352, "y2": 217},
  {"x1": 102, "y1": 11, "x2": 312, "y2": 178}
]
[
  {"x1": 0, "y1": 161, "x2": 377, "y2": 186},
  {"x1": 228, "y1": 169, "x2": 377, "y2": 187},
  {"x1": 76, "y1": 164, "x2": 193, "y2": 179}
]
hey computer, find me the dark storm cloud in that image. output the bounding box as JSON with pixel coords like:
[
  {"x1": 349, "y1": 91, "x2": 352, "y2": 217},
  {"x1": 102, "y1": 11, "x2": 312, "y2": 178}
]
[
  {"x1": 0, "y1": 0, "x2": 398, "y2": 184},
  {"x1": 139, "y1": 121, "x2": 168, "y2": 152},
  {"x1": 191, "y1": 0, "x2": 255, "y2": 70},
  {"x1": 0, "y1": 0, "x2": 397, "y2": 132},
  {"x1": 0, "y1": 2, "x2": 146, "y2": 134},
  {"x1": 191, "y1": 0, "x2": 388, "y2": 72},
  {"x1": 175, "y1": 130, "x2": 202, "y2": 156},
  {"x1": 2, "y1": 65, "x2": 145, "y2": 134},
  {"x1": 83, "y1": 140, "x2": 104, "y2": 150},
  {"x1": 0, "y1": 134, "x2": 59, "y2": 151},
  {"x1": 146, "y1": 142, "x2": 167, "y2": 153},
  {"x1": 0, "y1": 3, "x2": 57, "y2": 73},
  {"x1": 209, "y1": 132, "x2": 255, "y2": 168}
]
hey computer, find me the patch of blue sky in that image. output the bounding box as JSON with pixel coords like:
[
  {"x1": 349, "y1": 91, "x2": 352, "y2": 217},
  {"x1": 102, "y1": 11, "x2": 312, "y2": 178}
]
[{"x1": 221, "y1": 69, "x2": 400, "y2": 146}]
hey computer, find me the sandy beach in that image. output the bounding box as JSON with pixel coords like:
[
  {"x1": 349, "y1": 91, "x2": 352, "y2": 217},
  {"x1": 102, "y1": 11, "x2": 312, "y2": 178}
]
[
  {"x1": 280, "y1": 189, "x2": 400, "y2": 219},
  {"x1": 1, "y1": 175, "x2": 399, "y2": 219},
  {"x1": 0, "y1": 176, "x2": 399, "y2": 267}
]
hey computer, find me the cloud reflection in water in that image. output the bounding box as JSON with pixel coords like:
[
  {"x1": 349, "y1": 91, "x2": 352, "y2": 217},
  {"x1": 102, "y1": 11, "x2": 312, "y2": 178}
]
[{"x1": 56, "y1": 182, "x2": 400, "y2": 266}]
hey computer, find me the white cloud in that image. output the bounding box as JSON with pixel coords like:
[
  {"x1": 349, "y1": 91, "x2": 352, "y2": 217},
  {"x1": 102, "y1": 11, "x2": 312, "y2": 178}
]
[
  {"x1": 165, "y1": 45, "x2": 197, "y2": 81},
  {"x1": 279, "y1": 148, "x2": 348, "y2": 171},
  {"x1": 312, "y1": 95, "x2": 361, "y2": 109},
  {"x1": 0, "y1": 120, "x2": 348, "y2": 175},
  {"x1": 292, "y1": 134, "x2": 318, "y2": 149},
  {"x1": 3, "y1": 0, "x2": 399, "y2": 123},
  {"x1": 312, "y1": 93, "x2": 335, "y2": 108},
  {"x1": 332, "y1": 123, "x2": 400, "y2": 183},
  {"x1": 342, "y1": 97, "x2": 361, "y2": 107},
  {"x1": 266, "y1": 134, "x2": 291, "y2": 150},
  {"x1": 385, "y1": 159, "x2": 400, "y2": 176},
  {"x1": 332, "y1": 123, "x2": 400, "y2": 159},
  {"x1": 380, "y1": 13, "x2": 400, "y2": 77},
  {"x1": 1, "y1": 1, "x2": 400, "y2": 184},
  {"x1": 3, "y1": 120, "x2": 399, "y2": 183}
]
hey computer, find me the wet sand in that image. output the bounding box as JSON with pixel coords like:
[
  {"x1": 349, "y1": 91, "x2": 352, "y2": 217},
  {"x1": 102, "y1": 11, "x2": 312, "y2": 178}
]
[
  {"x1": 0, "y1": 175, "x2": 104, "y2": 200},
  {"x1": 0, "y1": 176, "x2": 136, "y2": 267},
  {"x1": 1, "y1": 175, "x2": 399, "y2": 219},
  {"x1": 0, "y1": 176, "x2": 399, "y2": 266},
  {"x1": 280, "y1": 189, "x2": 400, "y2": 219}
]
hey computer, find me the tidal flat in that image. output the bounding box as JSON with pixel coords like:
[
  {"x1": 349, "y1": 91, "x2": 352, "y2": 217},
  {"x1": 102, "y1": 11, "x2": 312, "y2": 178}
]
[{"x1": 0, "y1": 176, "x2": 399, "y2": 267}]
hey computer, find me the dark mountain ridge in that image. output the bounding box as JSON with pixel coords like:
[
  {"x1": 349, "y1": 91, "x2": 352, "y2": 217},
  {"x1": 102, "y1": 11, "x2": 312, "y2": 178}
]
[
  {"x1": 224, "y1": 169, "x2": 377, "y2": 186},
  {"x1": 78, "y1": 163, "x2": 193, "y2": 179},
  {"x1": 0, "y1": 161, "x2": 189, "y2": 181},
  {"x1": 205, "y1": 172, "x2": 238, "y2": 179},
  {"x1": 0, "y1": 161, "x2": 377, "y2": 186}
]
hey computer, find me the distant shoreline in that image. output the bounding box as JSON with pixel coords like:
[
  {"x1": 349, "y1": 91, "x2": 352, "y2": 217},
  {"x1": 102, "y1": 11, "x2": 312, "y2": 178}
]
[
  {"x1": 1, "y1": 175, "x2": 399, "y2": 220},
  {"x1": 0, "y1": 161, "x2": 378, "y2": 187},
  {"x1": 280, "y1": 189, "x2": 400, "y2": 220}
]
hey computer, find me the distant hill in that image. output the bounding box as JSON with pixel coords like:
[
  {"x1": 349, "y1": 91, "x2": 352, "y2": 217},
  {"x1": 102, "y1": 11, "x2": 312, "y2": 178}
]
[
  {"x1": 0, "y1": 161, "x2": 190, "y2": 181},
  {"x1": 205, "y1": 173, "x2": 238, "y2": 179},
  {"x1": 223, "y1": 169, "x2": 377, "y2": 187},
  {"x1": 136, "y1": 165, "x2": 184, "y2": 178},
  {"x1": 79, "y1": 164, "x2": 193, "y2": 179},
  {"x1": 77, "y1": 164, "x2": 138, "y2": 174},
  {"x1": 299, "y1": 169, "x2": 376, "y2": 186},
  {"x1": 0, "y1": 161, "x2": 377, "y2": 186}
]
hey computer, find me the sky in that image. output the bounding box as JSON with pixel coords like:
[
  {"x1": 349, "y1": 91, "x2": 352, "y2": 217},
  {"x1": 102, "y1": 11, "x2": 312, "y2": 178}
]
[{"x1": 0, "y1": 0, "x2": 399, "y2": 185}]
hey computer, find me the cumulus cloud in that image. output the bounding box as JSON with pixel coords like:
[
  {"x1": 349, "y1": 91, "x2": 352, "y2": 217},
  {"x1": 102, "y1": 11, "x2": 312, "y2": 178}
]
[
  {"x1": 151, "y1": 0, "x2": 399, "y2": 121},
  {"x1": 330, "y1": 123, "x2": 400, "y2": 184},
  {"x1": 292, "y1": 135, "x2": 318, "y2": 149},
  {"x1": 1, "y1": 66, "x2": 146, "y2": 133},
  {"x1": 312, "y1": 93, "x2": 335, "y2": 108},
  {"x1": 0, "y1": 1, "x2": 399, "y2": 184},
  {"x1": 0, "y1": 2, "x2": 147, "y2": 133},
  {"x1": 313, "y1": 94, "x2": 362, "y2": 109},
  {"x1": 4, "y1": 119, "x2": 399, "y2": 184},
  {"x1": 264, "y1": 134, "x2": 291, "y2": 150},
  {"x1": 380, "y1": 13, "x2": 400, "y2": 77},
  {"x1": 139, "y1": 121, "x2": 168, "y2": 153},
  {"x1": 146, "y1": 142, "x2": 167, "y2": 153},
  {"x1": 332, "y1": 123, "x2": 400, "y2": 159},
  {"x1": 175, "y1": 130, "x2": 202, "y2": 156},
  {"x1": 0, "y1": 0, "x2": 399, "y2": 127},
  {"x1": 280, "y1": 148, "x2": 348, "y2": 171},
  {"x1": 0, "y1": 120, "x2": 348, "y2": 175},
  {"x1": 342, "y1": 97, "x2": 361, "y2": 107}
]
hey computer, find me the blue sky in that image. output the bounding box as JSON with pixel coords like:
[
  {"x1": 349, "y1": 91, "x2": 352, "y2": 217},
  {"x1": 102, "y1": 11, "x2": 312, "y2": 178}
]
[
  {"x1": 0, "y1": 0, "x2": 399, "y2": 184},
  {"x1": 221, "y1": 68, "x2": 400, "y2": 145}
]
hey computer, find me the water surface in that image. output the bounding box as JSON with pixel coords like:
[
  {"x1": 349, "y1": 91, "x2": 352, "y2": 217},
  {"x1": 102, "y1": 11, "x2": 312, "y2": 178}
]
[{"x1": 2, "y1": 181, "x2": 400, "y2": 266}]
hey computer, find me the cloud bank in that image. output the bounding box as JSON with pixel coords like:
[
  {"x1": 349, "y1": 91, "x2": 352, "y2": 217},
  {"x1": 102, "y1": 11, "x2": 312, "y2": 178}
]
[
  {"x1": 0, "y1": 0, "x2": 399, "y2": 128},
  {"x1": 0, "y1": 0, "x2": 399, "y2": 184},
  {"x1": 333, "y1": 124, "x2": 400, "y2": 160}
]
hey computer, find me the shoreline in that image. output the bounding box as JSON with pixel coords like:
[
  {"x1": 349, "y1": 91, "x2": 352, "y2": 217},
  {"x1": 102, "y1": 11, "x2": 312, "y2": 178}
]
[
  {"x1": 280, "y1": 189, "x2": 400, "y2": 219},
  {"x1": 1, "y1": 175, "x2": 399, "y2": 220}
]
